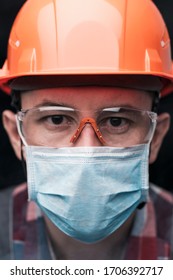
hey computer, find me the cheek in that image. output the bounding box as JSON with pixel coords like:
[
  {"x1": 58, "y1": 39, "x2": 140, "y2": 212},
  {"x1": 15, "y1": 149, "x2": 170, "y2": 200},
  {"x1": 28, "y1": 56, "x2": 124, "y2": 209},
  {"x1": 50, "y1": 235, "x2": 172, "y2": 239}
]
[
  {"x1": 22, "y1": 145, "x2": 26, "y2": 161},
  {"x1": 22, "y1": 126, "x2": 41, "y2": 146}
]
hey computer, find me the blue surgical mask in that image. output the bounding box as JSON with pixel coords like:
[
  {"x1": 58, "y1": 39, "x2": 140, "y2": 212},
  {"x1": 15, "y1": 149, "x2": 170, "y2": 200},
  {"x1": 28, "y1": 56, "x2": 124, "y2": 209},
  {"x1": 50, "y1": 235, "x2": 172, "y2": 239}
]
[{"x1": 25, "y1": 144, "x2": 149, "y2": 243}]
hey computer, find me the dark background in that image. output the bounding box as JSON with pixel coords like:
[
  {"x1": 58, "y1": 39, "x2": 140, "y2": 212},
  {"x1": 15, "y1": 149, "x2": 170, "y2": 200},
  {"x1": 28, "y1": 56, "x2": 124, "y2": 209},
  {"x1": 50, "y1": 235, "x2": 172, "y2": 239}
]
[
  {"x1": 0, "y1": 0, "x2": 173, "y2": 191},
  {"x1": 0, "y1": 1, "x2": 26, "y2": 189}
]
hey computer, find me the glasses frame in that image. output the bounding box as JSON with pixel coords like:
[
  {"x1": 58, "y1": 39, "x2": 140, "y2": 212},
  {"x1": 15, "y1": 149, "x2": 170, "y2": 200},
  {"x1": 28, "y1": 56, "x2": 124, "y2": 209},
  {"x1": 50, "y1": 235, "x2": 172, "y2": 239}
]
[{"x1": 16, "y1": 106, "x2": 158, "y2": 147}]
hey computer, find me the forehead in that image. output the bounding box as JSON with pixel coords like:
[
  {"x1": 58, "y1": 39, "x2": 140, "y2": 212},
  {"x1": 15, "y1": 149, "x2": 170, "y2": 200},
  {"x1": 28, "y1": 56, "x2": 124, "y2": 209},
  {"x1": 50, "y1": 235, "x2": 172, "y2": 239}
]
[{"x1": 21, "y1": 86, "x2": 153, "y2": 110}]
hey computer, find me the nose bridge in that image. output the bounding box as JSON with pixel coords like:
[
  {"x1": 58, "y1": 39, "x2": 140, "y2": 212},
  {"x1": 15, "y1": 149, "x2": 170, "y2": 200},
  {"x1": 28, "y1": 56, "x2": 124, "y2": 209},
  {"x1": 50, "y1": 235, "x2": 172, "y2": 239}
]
[{"x1": 70, "y1": 117, "x2": 105, "y2": 146}]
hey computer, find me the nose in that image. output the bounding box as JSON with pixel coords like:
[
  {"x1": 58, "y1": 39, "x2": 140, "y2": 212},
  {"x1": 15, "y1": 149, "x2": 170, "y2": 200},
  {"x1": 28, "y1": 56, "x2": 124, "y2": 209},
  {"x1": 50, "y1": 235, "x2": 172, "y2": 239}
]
[
  {"x1": 74, "y1": 124, "x2": 102, "y2": 146},
  {"x1": 70, "y1": 117, "x2": 105, "y2": 147}
]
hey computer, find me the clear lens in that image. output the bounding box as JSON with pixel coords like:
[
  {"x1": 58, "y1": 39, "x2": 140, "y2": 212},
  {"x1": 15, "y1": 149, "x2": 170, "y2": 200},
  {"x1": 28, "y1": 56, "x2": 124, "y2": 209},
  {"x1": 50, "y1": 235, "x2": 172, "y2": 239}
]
[
  {"x1": 98, "y1": 107, "x2": 156, "y2": 146},
  {"x1": 16, "y1": 106, "x2": 157, "y2": 147}
]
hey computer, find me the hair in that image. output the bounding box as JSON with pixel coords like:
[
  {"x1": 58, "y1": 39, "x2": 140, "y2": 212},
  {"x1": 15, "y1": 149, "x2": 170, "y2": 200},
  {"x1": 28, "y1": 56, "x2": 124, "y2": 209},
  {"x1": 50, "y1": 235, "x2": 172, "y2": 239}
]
[{"x1": 11, "y1": 90, "x2": 21, "y2": 111}]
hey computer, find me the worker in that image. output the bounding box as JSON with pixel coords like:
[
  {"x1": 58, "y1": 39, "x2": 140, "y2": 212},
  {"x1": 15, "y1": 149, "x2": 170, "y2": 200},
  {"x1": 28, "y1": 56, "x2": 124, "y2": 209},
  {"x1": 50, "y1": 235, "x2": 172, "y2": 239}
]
[{"x1": 1, "y1": 0, "x2": 173, "y2": 259}]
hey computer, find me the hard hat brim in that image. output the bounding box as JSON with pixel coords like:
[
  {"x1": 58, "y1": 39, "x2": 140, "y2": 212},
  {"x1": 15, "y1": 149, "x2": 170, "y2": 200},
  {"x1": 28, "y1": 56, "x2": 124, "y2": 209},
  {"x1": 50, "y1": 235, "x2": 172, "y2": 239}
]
[{"x1": 8, "y1": 74, "x2": 167, "y2": 92}]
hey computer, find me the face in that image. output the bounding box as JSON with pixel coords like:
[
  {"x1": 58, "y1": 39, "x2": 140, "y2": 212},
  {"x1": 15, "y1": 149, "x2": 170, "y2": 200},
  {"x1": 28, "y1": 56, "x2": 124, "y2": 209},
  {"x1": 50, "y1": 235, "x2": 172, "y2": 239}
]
[{"x1": 3, "y1": 86, "x2": 170, "y2": 163}]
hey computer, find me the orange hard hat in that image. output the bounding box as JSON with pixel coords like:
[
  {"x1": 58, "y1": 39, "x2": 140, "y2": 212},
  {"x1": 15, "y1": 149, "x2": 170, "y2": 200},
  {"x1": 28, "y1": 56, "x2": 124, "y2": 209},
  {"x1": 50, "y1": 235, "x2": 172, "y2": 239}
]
[{"x1": 0, "y1": 0, "x2": 173, "y2": 93}]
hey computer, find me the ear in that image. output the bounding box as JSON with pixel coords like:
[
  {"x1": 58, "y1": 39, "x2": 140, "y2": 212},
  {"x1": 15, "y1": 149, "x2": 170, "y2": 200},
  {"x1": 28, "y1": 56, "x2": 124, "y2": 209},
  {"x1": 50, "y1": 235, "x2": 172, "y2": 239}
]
[
  {"x1": 2, "y1": 110, "x2": 22, "y2": 160},
  {"x1": 149, "y1": 112, "x2": 170, "y2": 164}
]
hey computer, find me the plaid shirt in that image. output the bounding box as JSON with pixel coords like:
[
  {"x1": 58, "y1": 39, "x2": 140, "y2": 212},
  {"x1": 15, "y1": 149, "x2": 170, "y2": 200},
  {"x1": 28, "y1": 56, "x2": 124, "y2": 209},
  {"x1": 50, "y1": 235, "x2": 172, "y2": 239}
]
[{"x1": 3, "y1": 183, "x2": 173, "y2": 259}]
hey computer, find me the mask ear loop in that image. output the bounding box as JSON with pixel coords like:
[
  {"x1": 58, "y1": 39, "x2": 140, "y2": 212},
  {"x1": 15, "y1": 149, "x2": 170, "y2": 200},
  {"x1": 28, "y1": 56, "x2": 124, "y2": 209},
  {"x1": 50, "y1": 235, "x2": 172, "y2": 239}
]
[
  {"x1": 15, "y1": 114, "x2": 28, "y2": 146},
  {"x1": 70, "y1": 117, "x2": 106, "y2": 144}
]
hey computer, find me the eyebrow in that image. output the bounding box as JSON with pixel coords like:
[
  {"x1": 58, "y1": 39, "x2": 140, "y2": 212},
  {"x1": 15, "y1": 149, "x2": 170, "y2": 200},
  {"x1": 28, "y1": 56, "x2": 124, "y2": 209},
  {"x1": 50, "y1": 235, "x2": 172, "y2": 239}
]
[
  {"x1": 100, "y1": 104, "x2": 145, "y2": 111},
  {"x1": 32, "y1": 100, "x2": 71, "y2": 108}
]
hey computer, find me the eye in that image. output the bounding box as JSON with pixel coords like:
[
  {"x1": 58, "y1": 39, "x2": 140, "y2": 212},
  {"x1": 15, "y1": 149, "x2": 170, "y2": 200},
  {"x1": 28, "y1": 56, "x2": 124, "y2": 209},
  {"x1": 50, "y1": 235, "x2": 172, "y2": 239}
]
[
  {"x1": 47, "y1": 115, "x2": 64, "y2": 125},
  {"x1": 98, "y1": 116, "x2": 131, "y2": 135},
  {"x1": 109, "y1": 117, "x2": 127, "y2": 127},
  {"x1": 32, "y1": 109, "x2": 78, "y2": 132},
  {"x1": 37, "y1": 114, "x2": 74, "y2": 133},
  {"x1": 41, "y1": 114, "x2": 72, "y2": 126}
]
